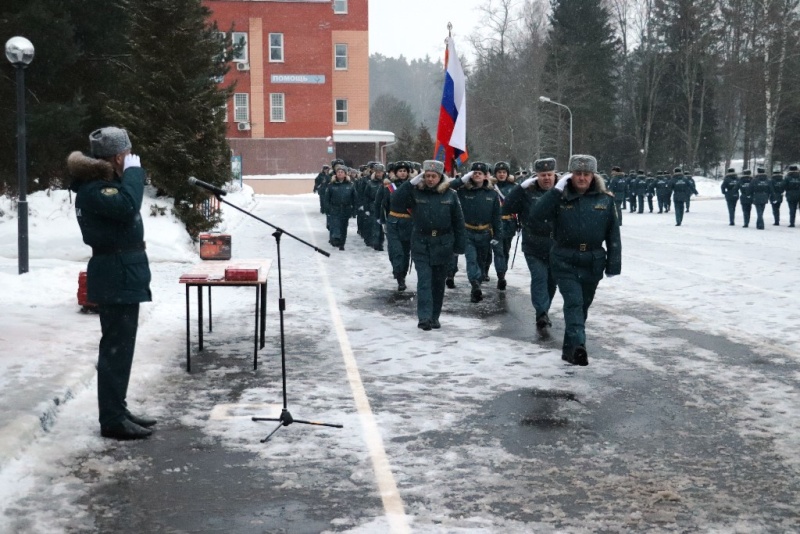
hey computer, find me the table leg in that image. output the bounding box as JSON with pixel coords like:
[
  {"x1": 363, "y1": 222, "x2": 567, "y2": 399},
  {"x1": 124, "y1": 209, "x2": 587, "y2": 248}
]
[
  {"x1": 208, "y1": 286, "x2": 213, "y2": 332},
  {"x1": 198, "y1": 285, "x2": 203, "y2": 352},
  {"x1": 260, "y1": 282, "x2": 267, "y2": 349},
  {"x1": 186, "y1": 284, "x2": 191, "y2": 372},
  {"x1": 253, "y1": 286, "x2": 259, "y2": 370}
]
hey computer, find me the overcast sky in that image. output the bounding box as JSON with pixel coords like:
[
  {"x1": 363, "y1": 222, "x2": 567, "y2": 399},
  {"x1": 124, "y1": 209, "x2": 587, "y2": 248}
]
[{"x1": 368, "y1": 0, "x2": 485, "y2": 62}]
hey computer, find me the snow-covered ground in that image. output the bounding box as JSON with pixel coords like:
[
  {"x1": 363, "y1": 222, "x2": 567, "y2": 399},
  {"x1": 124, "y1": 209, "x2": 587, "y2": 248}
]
[{"x1": 1, "y1": 176, "x2": 798, "y2": 532}]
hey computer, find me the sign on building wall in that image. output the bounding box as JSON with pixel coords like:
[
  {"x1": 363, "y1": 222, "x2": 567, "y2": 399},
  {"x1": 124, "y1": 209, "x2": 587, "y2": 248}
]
[{"x1": 270, "y1": 74, "x2": 325, "y2": 84}]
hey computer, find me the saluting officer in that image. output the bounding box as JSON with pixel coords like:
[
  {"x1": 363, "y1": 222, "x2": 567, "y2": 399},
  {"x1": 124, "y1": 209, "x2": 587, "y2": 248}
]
[
  {"x1": 720, "y1": 167, "x2": 740, "y2": 225},
  {"x1": 395, "y1": 160, "x2": 466, "y2": 330},
  {"x1": 530, "y1": 155, "x2": 621, "y2": 366},
  {"x1": 492, "y1": 161, "x2": 516, "y2": 290},
  {"x1": 784, "y1": 165, "x2": 800, "y2": 227},
  {"x1": 769, "y1": 170, "x2": 785, "y2": 226},
  {"x1": 451, "y1": 162, "x2": 503, "y2": 303},
  {"x1": 376, "y1": 161, "x2": 414, "y2": 291},
  {"x1": 503, "y1": 158, "x2": 557, "y2": 337}
]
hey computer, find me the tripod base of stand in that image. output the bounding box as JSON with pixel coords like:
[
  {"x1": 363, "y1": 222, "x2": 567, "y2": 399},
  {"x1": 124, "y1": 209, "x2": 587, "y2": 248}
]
[{"x1": 253, "y1": 408, "x2": 343, "y2": 443}]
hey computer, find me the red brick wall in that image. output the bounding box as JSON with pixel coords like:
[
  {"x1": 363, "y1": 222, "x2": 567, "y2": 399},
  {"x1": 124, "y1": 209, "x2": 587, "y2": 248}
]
[{"x1": 229, "y1": 138, "x2": 330, "y2": 174}]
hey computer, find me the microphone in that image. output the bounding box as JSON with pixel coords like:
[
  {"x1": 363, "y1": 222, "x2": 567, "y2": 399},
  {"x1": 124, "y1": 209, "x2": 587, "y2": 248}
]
[{"x1": 188, "y1": 176, "x2": 227, "y2": 197}]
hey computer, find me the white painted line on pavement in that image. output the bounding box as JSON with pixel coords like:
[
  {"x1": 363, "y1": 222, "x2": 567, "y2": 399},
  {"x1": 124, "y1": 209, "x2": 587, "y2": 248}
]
[{"x1": 303, "y1": 208, "x2": 411, "y2": 534}]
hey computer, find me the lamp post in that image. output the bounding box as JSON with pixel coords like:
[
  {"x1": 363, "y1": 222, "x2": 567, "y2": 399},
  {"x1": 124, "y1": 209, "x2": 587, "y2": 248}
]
[
  {"x1": 538, "y1": 96, "x2": 572, "y2": 160},
  {"x1": 5, "y1": 36, "x2": 34, "y2": 275}
]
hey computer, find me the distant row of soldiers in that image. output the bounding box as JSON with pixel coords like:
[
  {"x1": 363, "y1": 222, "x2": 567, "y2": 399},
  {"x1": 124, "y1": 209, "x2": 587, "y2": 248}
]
[
  {"x1": 605, "y1": 167, "x2": 699, "y2": 226},
  {"x1": 720, "y1": 165, "x2": 800, "y2": 229}
]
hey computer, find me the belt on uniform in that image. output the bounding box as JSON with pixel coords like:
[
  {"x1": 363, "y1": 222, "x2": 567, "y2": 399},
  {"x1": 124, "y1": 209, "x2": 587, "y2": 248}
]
[
  {"x1": 418, "y1": 228, "x2": 451, "y2": 237},
  {"x1": 465, "y1": 223, "x2": 492, "y2": 231},
  {"x1": 388, "y1": 211, "x2": 411, "y2": 219},
  {"x1": 557, "y1": 243, "x2": 597, "y2": 252},
  {"x1": 501, "y1": 215, "x2": 515, "y2": 220},
  {"x1": 92, "y1": 241, "x2": 146, "y2": 256}
]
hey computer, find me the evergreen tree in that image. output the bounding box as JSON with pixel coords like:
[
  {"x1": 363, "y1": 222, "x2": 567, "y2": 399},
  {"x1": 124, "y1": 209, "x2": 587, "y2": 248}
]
[
  {"x1": 388, "y1": 126, "x2": 415, "y2": 162},
  {"x1": 543, "y1": 0, "x2": 619, "y2": 163},
  {"x1": 411, "y1": 124, "x2": 435, "y2": 164},
  {"x1": 369, "y1": 94, "x2": 417, "y2": 136},
  {"x1": 107, "y1": 0, "x2": 233, "y2": 237}
]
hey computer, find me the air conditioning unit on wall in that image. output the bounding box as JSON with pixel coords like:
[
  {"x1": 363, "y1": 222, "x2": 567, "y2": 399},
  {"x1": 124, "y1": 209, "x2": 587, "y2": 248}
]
[
  {"x1": 236, "y1": 62, "x2": 250, "y2": 71},
  {"x1": 237, "y1": 122, "x2": 251, "y2": 131}
]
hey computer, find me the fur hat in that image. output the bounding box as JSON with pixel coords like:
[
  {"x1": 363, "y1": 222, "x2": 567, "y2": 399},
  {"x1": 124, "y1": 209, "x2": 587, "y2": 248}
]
[
  {"x1": 470, "y1": 161, "x2": 489, "y2": 173},
  {"x1": 611, "y1": 166, "x2": 621, "y2": 173},
  {"x1": 394, "y1": 161, "x2": 410, "y2": 172},
  {"x1": 673, "y1": 167, "x2": 682, "y2": 174},
  {"x1": 493, "y1": 161, "x2": 510, "y2": 173},
  {"x1": 89, "y1": 127, "x2": 131, "y2": 158},
  {"x1": 568, "y1": 155, "x2": 597, "y2": 173},
  {"x1": 788, "y1": 165, "x2": 799, "y2": 172},
  {"x1": 422, "y1": 160, "x2": 444, "y2": 175},
  {"x1": 756, "y1": 167, "x2": 766, "y2": 174},
  {"x1": 741, "y1": 169, "x2": 752, "y2": 176},
  {"x1": 534, "y1": 158, "x2": 556, "y2": 173},
  {"x1": 373, "y1": 163, "x2": 385, "y2": 172},
  {"x1": 726, "y1": 168, "x2": 736, "y2": 174}
]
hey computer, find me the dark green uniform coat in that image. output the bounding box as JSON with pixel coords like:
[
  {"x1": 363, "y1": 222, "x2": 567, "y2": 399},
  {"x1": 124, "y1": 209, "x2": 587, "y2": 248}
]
[
  {"x1": 720, "y1": 172, "x2": 740, "y2": 225},
  {"x1": 783, "y1": 170, "x2": 800, "y2": 226},
  {"x1": 451, "y1": 177, "x2": 502, "y2": 284}
]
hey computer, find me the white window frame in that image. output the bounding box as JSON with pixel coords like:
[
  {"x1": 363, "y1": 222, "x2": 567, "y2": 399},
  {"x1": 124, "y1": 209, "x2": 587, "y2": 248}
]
[
  {"x1": 334, "y1": 43, "x2": 348, "y2": 70},
  {"x1": 269, "y1": 33, "x2": 284, "y2": 63},
  {"x1": 333, "y1": 0, "x2": 348, "y2": 14},
  {"x1": 335, "y1": 98, "x2": 348, "y2": 124},
  {"x1": 234, "y1": 93, "x2": 249, "y2": 123},
  {"x1": 270, "y1": 93, "x2": 286, "y2": 122},
  {"x1": 232, "y1": 32, "x2": 248, "y2": 63}
]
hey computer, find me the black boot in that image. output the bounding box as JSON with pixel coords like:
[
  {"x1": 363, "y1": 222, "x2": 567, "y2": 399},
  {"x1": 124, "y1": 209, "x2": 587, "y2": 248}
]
[
  {"x1": 431, "y1": 318, "x2": 441, "y2": 329},
  {"x1": 470, "y1": 281, "x2": 483, "y2": 303},
  {"x1": 397, "y1": 276, "x2": 406, "y2": 292},
  {"x1": 573, "y1": 345, "x2": 588, "y2": 366},
  {"x1": 126, "y1": 412, "x2": 157, "y2": 428},
  {"x1": 496, "y1": 273, "x2": 507, "y2": 290},
  {"x1": 445, "y1": 277, "x2": 456, "y2": 289},
  {"x1": 417, "y1": 320, "x2": 432, "y2": 331},
  {"x1": 101, "y1": 419, "x2": 153, "y2": 440},
  {"x1": 536, "y1": 313, "x2": 551, "y2": 338}
]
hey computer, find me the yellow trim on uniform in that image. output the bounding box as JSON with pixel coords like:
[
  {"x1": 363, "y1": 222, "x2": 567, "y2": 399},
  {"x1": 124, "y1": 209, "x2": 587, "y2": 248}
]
[
  {"x1": 388, "y1": 211, "x2": 411, "y2": 219},
  {"x1": 465, "y1": 223, "x2": 492, "y2": 231}
]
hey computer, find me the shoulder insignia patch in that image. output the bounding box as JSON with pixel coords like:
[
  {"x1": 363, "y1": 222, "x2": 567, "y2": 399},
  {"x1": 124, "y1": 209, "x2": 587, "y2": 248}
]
[
  {"x1": 594, "y1": 204, "x2": 607, "y2": 210},
  {"x1": 101, "y1": 187, "x2": 119, "y2": 196}
]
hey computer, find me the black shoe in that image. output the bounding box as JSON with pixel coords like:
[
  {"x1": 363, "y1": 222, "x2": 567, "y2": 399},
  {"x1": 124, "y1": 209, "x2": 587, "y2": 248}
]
[
  {"x1": 431, "y1": 319, "x2": 441, "y2": 329},
  {"x1": 470, "y1": 282, "x2": 482, "y2": 303},
  {"x1": 418, "y1": 320, "x2": 432, "y2": 331},
  {"x1": 126, "y1": 413, "x2": 157, "y2": 428},
  {"x1": 482, "y1": 274, "x2": 490, "y2": 282},
  {"x1": 101, "y1": 419, "x2": 153, "y2": 440},
  {"x1": 445, "y1": 277, "x2": 455, "y2": 289},
  {"x1": 743, "y1": 224, "x2": 748, "y2": 228},
  {"x1": 374, "y1": 246, "x2": 384, "y2": 251},
  {"x1": 573, "y1": 346, "x2": 588, "y2": 366},
  {"x1": 790, "y1": 224, "x2": 796, "y2": 227},
  {"x1": 676, "y1": 223, "x2": 681, "y2": 226},
  {"x1": 497, "y1": 276, "x2": 507, "y2": 290},
  {"x1": 339, "y1": 244, "x2": 345, "y2": 250},
  {"x1": 397, "y1": 278, "x2": 406, "y2": 292},
  {"x1": 729, "y1": 222, "x2": 734, "y2": 226},
  {"x1": 773, "y1": 223, "x2": 779, "y2": 226}
]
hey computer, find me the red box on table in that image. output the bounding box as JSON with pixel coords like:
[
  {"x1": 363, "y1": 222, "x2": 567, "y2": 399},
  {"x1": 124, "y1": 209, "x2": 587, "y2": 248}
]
[
  {"x1": 199, "y1": 233, "x2": 231, "y2": 260},
  {"x1": 224, "y1": 264, "x2": 261, "y2": 281}
]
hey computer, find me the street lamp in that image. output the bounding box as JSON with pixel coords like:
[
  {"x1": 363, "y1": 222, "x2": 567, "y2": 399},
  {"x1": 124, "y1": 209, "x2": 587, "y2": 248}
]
[
  {"x1": 538, "y1": 96, "x2": 572, "y2": 160},
  {"x1": 6, "y1": 36, "x2": 34, "y2": 275}
]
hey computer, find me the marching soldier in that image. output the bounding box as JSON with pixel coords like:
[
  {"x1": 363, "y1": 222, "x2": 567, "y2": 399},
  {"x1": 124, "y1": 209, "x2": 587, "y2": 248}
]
[
  {"x1": 608, "y1": 166, "x2": 627, "y2": 224},
  {"x1": 684, "y1": 171, "x2": 699, "y2": 212},
  {"x1": 720, "y1": 167, "x2": 740, "y2": 225},
  {"x1": 503, "y1": 158, "x2": 557, "y2": 337},
  {"x1": 394, "y1": 160, "x2": 466, "y2": 330},
  {"x1": 361, "y1": 163, "x2": 387, "y2": 250},
  {"x1": 451, "y1": 162, "x2": 503, "y2": 303},
  {"x1": 324, "y1": 165, "x2": 357, "y2": 250},
  {"x1": 670, "y1": 167, "x2": 691, "y2": 226},
  {"x1": 784, "y1": 165, "x2": 800, "y2": 227},
  {"x1": 655, "y1": 171, "x2": 672, "y2": 214},
  {"x1": 749, "y1": 167, "x2": 771, "y2": 230},
  {"x1": 376, "y1": 161, "x2": 414, "y2": 291},
  {"x1": 313, "y1": 164, "x2": 331, "y2": 213},
  {"x1": 530, "y1": 155, "x2": 621, "y2": 366},
  {"x1": 645, "y1": 173, "x2": 656, "y2": 213},
  {"x1": 627, "y1": 170, "x2": 638, "y2": 213},
  {"x1": 739, "y1": 169, "x2": 754, "y2": 227},
  {"x1": 492, "y1": 161, "x2": 516, "y2": 290},
  {"x1": 635, "y1": 170, "x2": 648, "y2": 214},
  {"x1": 769, "y1": 170, "x2": 785, "y2": 226}
]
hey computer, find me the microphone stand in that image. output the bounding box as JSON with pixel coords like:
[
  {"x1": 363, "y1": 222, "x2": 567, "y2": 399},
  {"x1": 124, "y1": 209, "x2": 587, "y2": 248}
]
[{"x1": 208, "y1": 191, "x2": 343, "y2": 443}]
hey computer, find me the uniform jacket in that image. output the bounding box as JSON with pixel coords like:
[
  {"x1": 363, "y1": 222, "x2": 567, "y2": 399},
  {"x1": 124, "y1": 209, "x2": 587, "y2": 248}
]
[
  {"x1": 747, "y1": 175, "x2": 772, "y2": 205},
  {"x1": 530, "y1": 175, "x2": 621, "y2": 280},
  {"x1": 313, "y1": 171, "x2": 328, "y2": 193},
  {"x1": 670, "y1": 174, "x2": 692, "y2": 202},
  {"x1": 784, "y1": 171, "x2": 800, "y2": 202},
  {"x1": 394, "y1": 178, "x2": 466, "y2": 265},
  {"x1": 360, "y1": 173, "x2": 385, "y2": 215},
  {"x1": 494, "y1": 177, "x2": 519, "y2": 239},
  {"x1": 503, "y1": 182, "x2": 554, "y2": 261},
  {"x1": 375, "y1": 175, "x2": 409, "y2": 224},
  {"x1": 721, "y1": 174, "x2": 740, "y2": 198},
  {"x1": 655, "y1": 176, "x2": 673, "y2": 197},
  {"x1": 608, "y1": 174, "x2": 628, "y2": 199},
  {"x1": 769, "y1": 176, "x2": 784, "y2": 204},
  {"x1": 634, "y1": 176, "x2": 649, "y2": 195},
  {"x1": 739, "y1": 176, "x2": 754, "y2": 203},
  {"x1": 451, "y1": 177, "x2": 502, "y2": 239},
  {"x1": 325, "y1": 176, "x2": 357, "y2": 217},
  {"x1": 67, "y1": 152, "x2": 152, "y2": 305}
]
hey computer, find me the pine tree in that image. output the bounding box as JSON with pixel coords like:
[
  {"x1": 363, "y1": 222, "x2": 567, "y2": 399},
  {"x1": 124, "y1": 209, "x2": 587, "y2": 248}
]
[
  {"x1": 107, "y1": 0, "x2": 233, "y2": 236},
  {"x1": 544, "y1": 0, "x2": 619, "y2": 163},
  {"x1": 411, "y1": 124, "x2": 435, "y2": 164}
]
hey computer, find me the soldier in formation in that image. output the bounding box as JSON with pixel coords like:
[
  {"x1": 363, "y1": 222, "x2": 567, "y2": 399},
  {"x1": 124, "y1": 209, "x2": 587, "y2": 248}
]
[
  {"x1": 785, "y1": 165, "x2": 800, "y2": 227},
  {"x1": 720, "y1": 167, "x2": 740, "y2": 225}
]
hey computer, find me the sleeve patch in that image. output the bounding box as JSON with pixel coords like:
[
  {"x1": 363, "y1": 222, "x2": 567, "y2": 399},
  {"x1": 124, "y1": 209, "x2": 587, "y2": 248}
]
[{"x1": 101, "y1": 187, "x2": 119, "y2": 196}]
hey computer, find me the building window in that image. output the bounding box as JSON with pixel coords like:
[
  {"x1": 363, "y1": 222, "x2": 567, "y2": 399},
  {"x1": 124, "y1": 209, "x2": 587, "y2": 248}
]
[
  {"x1": 234, "y1": 93, "x2": 249, "y2": 122},
  {"x1": 333, "y1": 0, "x2": 348, "y2": 14},
  {"x1": 232, "y1": 32, "x2": 248, "y2": 63},
  {"x1": 335, "y1": 44, "x2": 348, "y2": 70},
  {"x1": 269, "y1": 33, "x2": 284, "y2": 62},
  {"x1": 335, "y1": 99, "x2": 348, "y2": 124},
  {"x1": 270, "y1": 93, "x2": 285, "y2": 122}
]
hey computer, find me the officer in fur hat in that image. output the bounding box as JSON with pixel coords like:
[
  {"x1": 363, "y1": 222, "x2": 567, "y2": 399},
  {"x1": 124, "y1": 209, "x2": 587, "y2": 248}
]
[
  {"x1": 784, "y1": 165, "x2": 800, "y2": 227},
  {"x1": 394, "y1": 160, "x2": 466, "y2": 330},
  {"x1": 313, "y1": 164, "x2": 331, "y2": 213},
  {"x1": 492, "y1": 161, "x2": 516, "y2": 290},
  {"x1": 450, "y1": 162, "x2": 503, "y2": 303},
  {"x1": 720, "y1": 168, "x2": 740, "y2": 225},
  {"x1": 67, "y1": 127, "x2": 156, "y2": 440},
  {"x1": 376, "y1": 161, "x2": 414, "y2": 290},
  {"x1": 530, "y1": 155, "x2": 621, "y2": 366},
  {"x1": 325, "y1": 164, "x2": 357, "y2": 249},
  {"x1": 503, "y1": 157, "x2": 557, "y2": 337},
  {"x1": 738, "y1": 169, "x2": 754, "y2": 227}
]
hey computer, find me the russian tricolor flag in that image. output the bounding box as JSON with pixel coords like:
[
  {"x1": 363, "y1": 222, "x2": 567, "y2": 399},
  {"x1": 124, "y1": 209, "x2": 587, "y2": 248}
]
[{"x1": 434, "y1": 36, "x2": 468, "y2": 174}]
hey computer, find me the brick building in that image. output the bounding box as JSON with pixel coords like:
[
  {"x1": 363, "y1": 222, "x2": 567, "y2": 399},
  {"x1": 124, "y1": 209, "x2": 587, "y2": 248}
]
[{"x1": 205, "y1": 0, "x2": 394, "y2": 176}]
